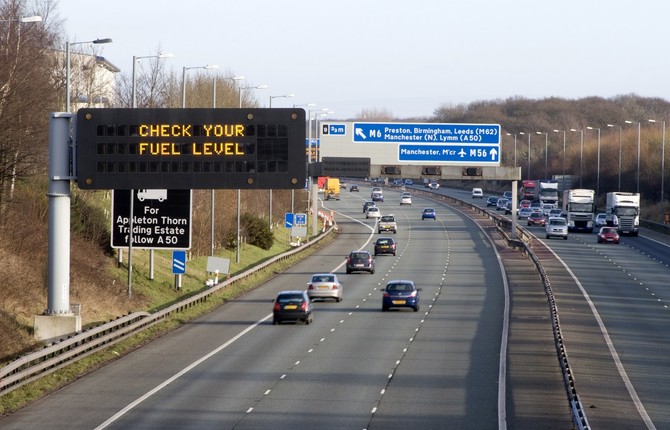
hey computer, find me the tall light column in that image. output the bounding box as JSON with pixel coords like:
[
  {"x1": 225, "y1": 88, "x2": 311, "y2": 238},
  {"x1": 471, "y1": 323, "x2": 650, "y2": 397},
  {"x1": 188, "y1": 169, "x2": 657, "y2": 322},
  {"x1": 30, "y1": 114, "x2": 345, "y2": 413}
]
[
  {"x1": 181, "y1": 64, "x2": 218, "y2": 108},
  {"x1": 553, "y1": 130, "x2": 566, "y2": 179},
  {"x1": 518, "y1": 132, "x2": 531, "y2": 178},
  {"x1": 587, "y1": 126, "x2": 601, "y2": 198},
  {"x1": 237, "y1": 83, "x2": 267, "y2": 262},
  {"x1": 65, "y1": 37, "x2": 112, "y2": 112},
  {"x1": 131, "y1": 53, "x2": 173, "y2": 108},
  {"x1": 625, "y1": 120, "x2": 641, "y2": 193},
  {"x1": 537, "y1": 132, "x2": 548, "y2": 178},
  {"x1": 649, "y1": 119, "x2": 666, "y2": 219},
  {"x1": 570, "y1": 129, "x2": 584, "y2": 187},
  {"x1": 269, "y1": 93, "x2": 295, "y2": 107},
  {"x1": 506, "y1": 133, "x2": 517, "y2": 167},
  {"x1": 607, "y1": 124, "x2": 623, "y2": 191}
]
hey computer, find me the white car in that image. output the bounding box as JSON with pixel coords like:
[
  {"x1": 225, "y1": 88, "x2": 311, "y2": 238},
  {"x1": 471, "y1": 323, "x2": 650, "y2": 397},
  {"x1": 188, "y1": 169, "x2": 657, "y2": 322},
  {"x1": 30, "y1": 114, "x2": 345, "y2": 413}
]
[
  {"x1": 472, "y1": 188, "x2": 483, "y2": 199},
  {"x1": 518, "y1": 207, "x2": 533, "y2": 219},
  {"x1": 366, "y1": 206, "x2": 381, "y2": 219},
  {"x1": 595, "y1": 213, "x2": 607, "y2": 227},
  {"x1": 306, "y1": 273, "x2": 343, "y2": 302},
  {"x1": 546, "y1": 217, "x2": 568, "y2": 240},
  {"x1": 400, "y1": 193, "x2": 412, "y2": 205},
  {"x1": 428, "y1": 181, "x2": 440, "y2": 190}
]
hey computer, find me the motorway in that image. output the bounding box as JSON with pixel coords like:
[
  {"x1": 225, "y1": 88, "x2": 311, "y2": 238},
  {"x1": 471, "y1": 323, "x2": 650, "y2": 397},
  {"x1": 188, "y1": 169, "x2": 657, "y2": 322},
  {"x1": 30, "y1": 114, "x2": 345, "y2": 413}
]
[
  {"x1": 2, "y1": 183, "x2": 669, "y2": 429},
  {"x1": 446, "y1": 185, "x2": 670, "y2": 429}
]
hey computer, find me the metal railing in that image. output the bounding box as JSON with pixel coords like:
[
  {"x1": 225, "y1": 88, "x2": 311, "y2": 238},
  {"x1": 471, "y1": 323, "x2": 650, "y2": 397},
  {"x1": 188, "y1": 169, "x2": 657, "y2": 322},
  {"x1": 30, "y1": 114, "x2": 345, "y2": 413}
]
[{"x1": 0, "y1": 227, "x2": 334, "y2": 396}]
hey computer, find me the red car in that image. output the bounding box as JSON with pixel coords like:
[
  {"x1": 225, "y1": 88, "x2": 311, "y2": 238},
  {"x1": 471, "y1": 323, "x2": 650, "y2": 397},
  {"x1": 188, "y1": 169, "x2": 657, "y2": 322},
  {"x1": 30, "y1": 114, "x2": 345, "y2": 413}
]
[
  {"x1": 597, "y1": 227, "x2": 620, "y2": 244},
  {"x1": 527, "y1": 212, "x2": 546, "y2": 226}
]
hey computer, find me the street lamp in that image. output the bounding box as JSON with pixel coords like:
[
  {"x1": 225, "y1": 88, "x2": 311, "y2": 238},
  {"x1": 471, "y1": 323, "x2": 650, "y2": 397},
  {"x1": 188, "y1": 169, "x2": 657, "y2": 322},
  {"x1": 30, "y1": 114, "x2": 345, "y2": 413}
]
[
  {"x1": 269, "y1": 93, "x2": 295, "y2": 107},
  {"x1": 625, "y1": 120, "x2": 641, "y2": 193},
  {"x1": 518, "y1": 132, "x2": 532, "y2": 178},
  {"x1": 65, "y1": 37, "x2": 113, "y2": 112},
  {"x1": 132, "y1": 52, "x2": 173, "y2": 108},
  {"x1": 294, "y1": 103, "x2": 316, "y2": 109},
  {"x1": 607, "y1": 124, "x2": 623, "y2": 191},
  {"x1": 648, "y1": 119, "x2": 666, "y2": 219},
  {"x1": 570, "y1": 129, "x2": 584, "y2": 187},
  {"x1": 506, "y1": 133, "x2": 517, "y2": 167},
  {"x1": 181, "y1": 64, "x2": 218, "y2": 108},
  {"x1": 587, "y1": 126, "x2": 601, "y2": 198},
  {"x1": 239, "y1": 84, "x2": 268, "y2": 108},
  {"x1": 537, "y1": 132, "x2": 548, "y2": 178},
  {"x1": 0, "y1": 15, "x2": 42, "y2": 23},
  {"x1": 553, "y1": 130, "x2": 567, "y2": 179}
]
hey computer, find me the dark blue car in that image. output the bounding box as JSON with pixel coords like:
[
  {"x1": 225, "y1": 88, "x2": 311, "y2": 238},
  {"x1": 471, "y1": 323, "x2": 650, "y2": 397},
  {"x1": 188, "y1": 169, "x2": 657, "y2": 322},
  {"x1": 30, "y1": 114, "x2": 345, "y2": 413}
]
[
  {"x1": 382, "y1": 280, "x2": 421, "y2": 312},
  {"x1": 422, "y1": 208, "x2": 436, "y2": 220}
]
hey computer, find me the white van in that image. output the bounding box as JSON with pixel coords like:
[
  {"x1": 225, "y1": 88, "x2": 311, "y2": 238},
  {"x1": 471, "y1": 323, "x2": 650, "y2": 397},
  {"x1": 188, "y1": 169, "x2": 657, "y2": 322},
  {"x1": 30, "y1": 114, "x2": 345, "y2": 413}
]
[{"x1": 472, "y1": 188, "x2": 483, "y2": 199}]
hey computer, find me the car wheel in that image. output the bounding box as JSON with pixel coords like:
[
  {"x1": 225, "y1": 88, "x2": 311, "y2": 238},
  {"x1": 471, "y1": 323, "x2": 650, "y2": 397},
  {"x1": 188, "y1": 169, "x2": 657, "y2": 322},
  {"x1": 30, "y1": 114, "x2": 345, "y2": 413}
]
[
  {"x1": 382, "y1": 306, "x2": 388, "y2": 312},
  {"x1": 370, "y1": 270, "x2": 375, "y2": 274},
  {"x1": 337, "y1": 296, "x2": 342, "y2": 302},
  {"x1": 413, "y1": 305, "x2": 419, "y2": 312},
  {"x1": 564, "y1": 236, "x2": 568, "y2": 240},
  {"x1": 346, "y1": 269, "x2": 351, "y2": 274},
  {"x1": 546, "y1": 235, "x2": 550, "y2": 239},
  {"x1": 273, "y1": 318, "x2": 278, "y2": 325},
  {"x1": 305, "y1": 316, "x2": 311, "y2": 325}
]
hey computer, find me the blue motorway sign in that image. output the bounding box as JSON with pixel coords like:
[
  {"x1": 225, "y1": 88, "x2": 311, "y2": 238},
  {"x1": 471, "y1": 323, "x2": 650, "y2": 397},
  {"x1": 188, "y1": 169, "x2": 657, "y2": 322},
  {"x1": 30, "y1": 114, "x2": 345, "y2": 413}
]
[
  {"x1": 285, "y1": 212, "x2": 294, "y2": 228},
  {"x1": 398, "y1": 145, "x2": 499, "y2": 163},
  {"x1": 172, "y1": 250, "x2": 186, "y2": 274},
  {"x1": 295, "y1": 213, "x2": 307, "y2": 225},
  {"x1": 323, "y1": 123, "x2": 346, "y2": 135},
  {"x1": 352, "y1": 123, "x2": 500, "y2": 144}
]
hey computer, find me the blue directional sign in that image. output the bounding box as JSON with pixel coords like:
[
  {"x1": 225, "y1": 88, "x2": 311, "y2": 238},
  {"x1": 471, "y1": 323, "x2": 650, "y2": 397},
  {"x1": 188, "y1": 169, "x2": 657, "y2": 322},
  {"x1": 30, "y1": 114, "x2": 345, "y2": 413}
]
[
  {"x1": 323, "y1": 123, "x2": 346, "y2": 135},
  {"x1": 398, "y1": 144, "x2": 500, "y2": 164},
  {"x1": 172, "y1": 250, "x2": 186, "y2": 274},
  {"x1": 352, "y1": 122, "x2": 500, "y2": 144},
  {"x1": 295, "y1": 213, "x2": 307, "y2": 225},
  {"x1": 285, "y1": 212, "x2": 294, "y2": 228}
]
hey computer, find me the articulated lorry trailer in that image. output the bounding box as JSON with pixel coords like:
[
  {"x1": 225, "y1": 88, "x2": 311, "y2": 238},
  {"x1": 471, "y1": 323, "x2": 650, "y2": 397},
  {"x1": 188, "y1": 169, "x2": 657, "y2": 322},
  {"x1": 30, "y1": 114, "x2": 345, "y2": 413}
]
[
  {"x1": 536, "y1": 179, "x2": 559, "y2": 206},
  {"x1": 562, "y1": 189, "x2": 595, "y2": 232},
  {"x1": 605, "y1": 192, "x2": 640, "y2": 235}
]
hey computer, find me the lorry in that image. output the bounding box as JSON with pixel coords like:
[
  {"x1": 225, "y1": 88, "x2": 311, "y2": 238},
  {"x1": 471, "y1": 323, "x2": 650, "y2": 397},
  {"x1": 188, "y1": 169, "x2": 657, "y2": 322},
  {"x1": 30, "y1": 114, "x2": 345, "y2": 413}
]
[
  {"x1": 605, "y1": 192, "x2": 640, "y2": 236},
  {"x1": 317, "y1": 176, "x2": 329, "y2": 191},
  {"x1": 520, "y1": 180, "x2": 536, "y2": 201},
  {"x1": 325, "y1": 178, "x2": 340, "y2": 200},
  {"x1": 562, "y1": 189, "x2": 595, "y2": 232},
  {"x1": 536, "y1": 179, "x2": 559, "y2": 207}
]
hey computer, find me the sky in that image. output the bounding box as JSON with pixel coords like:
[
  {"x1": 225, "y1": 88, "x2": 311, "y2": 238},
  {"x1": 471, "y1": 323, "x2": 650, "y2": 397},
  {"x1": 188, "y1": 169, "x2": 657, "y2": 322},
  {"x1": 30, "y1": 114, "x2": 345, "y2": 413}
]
[{"x1": 55, "y1": 0, "x2": 670, "y2": 120}]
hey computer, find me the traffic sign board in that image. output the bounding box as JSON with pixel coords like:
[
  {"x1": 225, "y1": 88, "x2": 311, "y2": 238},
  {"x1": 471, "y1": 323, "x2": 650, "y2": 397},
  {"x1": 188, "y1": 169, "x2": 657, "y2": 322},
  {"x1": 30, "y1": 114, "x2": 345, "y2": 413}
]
[
  {"x1": 398, "y1": 144, "x2": 500, "y2": 163},
  {"x1": 322, "y1": 123, "x2": 346, "y2": 135},
  {"x1": 352, "y1": 122, "x2": 500, "y2": 144},
  {"x1": 295, "y1": 213, "x2": 306, "y2": 225},
  {"x1": 111, "y1": 189, "x2": 192, "y2": 249},
  {"x1": 172, "y1": 250, "x2": 186, "y2": 274},
  {"x1": 285, "y1": 212, "x2": 294, "y2": 228}
]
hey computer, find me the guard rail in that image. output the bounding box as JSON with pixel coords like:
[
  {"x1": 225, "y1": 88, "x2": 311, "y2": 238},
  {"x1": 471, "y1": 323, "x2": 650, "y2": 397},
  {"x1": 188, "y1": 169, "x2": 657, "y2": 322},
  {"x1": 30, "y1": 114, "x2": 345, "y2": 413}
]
[{"x1": 0, "y1": 226, "x2": 335, "y2": 397}]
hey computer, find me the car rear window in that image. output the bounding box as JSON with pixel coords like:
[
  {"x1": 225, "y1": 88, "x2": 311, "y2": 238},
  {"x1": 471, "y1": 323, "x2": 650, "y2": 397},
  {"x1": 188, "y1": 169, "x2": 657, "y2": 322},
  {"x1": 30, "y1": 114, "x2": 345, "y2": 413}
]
[
  {"x1": 312, "y1": 275, "x2": 334, "y2": 282},
  {"x1": 351, "y1": 252, "x2": 369, "y2": 259},
  {"x1": 380, "y1": 216, "x2": 395, "y2": 222},
  {"x1": 387, "y1": 283, "x2": 413, "y2": 292},
  {"x1": 377, "y1": 239, "x2": 393, "y2": 245},
  {"x1": 277, "y1": 294, "x2": 304, "y2": 303}
]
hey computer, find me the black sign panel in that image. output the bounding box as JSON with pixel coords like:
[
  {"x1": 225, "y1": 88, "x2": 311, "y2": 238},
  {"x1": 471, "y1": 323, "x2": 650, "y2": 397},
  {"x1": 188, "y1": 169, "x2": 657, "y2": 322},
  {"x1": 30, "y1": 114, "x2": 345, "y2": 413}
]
[
  {"x1": 76, "y1": 108, "x2": 306, "y2": 190},
  {"x1": 320, "y1": 157, "x2": 371, "y2": 178},
  {"x1": 111, "y1": 189, "x2": 192, "y2": 249}
]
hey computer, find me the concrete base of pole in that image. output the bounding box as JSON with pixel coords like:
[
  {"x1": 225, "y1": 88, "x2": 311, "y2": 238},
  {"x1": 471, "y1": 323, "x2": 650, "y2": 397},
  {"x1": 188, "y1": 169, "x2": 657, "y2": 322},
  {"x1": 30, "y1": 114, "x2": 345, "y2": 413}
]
[{"x1": 34, "y1": 314, "x2": 81, "y2": 341}]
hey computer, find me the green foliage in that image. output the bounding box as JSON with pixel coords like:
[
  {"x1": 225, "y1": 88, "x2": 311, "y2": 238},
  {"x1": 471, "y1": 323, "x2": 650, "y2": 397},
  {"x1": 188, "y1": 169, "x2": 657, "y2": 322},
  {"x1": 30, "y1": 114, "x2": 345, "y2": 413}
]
[
  {"x1": 241, "y1": 212, "x2": 274, "y2": 250},
  {"x1": 70, "y1": 191, "x2": 113, "y2": 254}
]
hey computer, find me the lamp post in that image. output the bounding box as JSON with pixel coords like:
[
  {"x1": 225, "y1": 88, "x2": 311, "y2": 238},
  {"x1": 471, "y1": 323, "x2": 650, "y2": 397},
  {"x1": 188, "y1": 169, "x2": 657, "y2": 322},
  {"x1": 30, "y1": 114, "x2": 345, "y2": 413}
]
[
  {"x1": 570, "y1": 129, "x2": 584, "y2": 187},
  {"x1": 553, "y1": 130, "x2": 566, "y2": 179},
  {"x1": 648, "y1": 119, "x2": 666, "y2": 219},
  {"x1": 65, "y1": 37, "x2": 112, "y2": 112},
  {"x1": 587, "y1": 126, "x2": 601, "y2": 198},
  {"x1": 518, "y1": 132, "x2": 531, "y2": 178},
  {"x1": 606, "y1": 124, "x2": 623, "y2": 191},
  {"x1": 0, "y1": 15, "x2": 42, "y2": 23},
  {"x1": 269, "y1": 93, "x2": 295, "y2": 108},
  {"x1": 537, "y1": 132, "x2": 548, "y2": 178},
  {"x1": 181, "y1": 64, "x2": 218, "y2": 108},
  {"x1": 131, "y1": 53, "x2": 173, "y2": 108},
  {"x1": 625, "y1": 120, "x2": 641, "y2": 193},
  {"x1": 506, "y1": 133, "x2": 517, "y2": 167},
  {"x1": 236, "y1": 83, "x2": 267, "y2": 262}
]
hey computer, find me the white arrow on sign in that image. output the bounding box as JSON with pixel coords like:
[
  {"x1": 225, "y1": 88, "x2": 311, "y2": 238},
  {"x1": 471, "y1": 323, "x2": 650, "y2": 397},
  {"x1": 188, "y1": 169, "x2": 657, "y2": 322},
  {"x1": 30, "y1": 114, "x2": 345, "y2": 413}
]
[
  {"x1": 490, "y1": 148, "x2": 498, "y2": 160},
  {"x1": 355, "y1": 128, "x2": 367, "y2": 140}
]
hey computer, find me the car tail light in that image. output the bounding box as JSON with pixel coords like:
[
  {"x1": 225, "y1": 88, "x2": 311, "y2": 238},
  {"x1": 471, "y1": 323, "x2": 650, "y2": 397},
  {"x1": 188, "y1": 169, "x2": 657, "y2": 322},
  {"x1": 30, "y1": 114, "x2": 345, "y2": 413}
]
[
  {"x1": 308, "y1": 284, "x2": 314, "y2": 290},
  {"x1": 331, "y1": 284, "x2": 338, "y2": 290},
  {"x1": 300, "y1": 301, "x2": 307, "y2": 311},
  {"x1": 273, "y1": 302, "x2": 281, "y2": 311},
  {"x1": 368, "y1": 256, "x2": 373, "y2": 264}
]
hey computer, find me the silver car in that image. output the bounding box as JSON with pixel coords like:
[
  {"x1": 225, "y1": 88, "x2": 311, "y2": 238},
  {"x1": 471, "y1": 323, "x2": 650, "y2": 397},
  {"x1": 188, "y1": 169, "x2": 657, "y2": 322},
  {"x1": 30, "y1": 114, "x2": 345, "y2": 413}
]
[{"x1": 307, "y1": 273, "x2": 343, "y2": 302}]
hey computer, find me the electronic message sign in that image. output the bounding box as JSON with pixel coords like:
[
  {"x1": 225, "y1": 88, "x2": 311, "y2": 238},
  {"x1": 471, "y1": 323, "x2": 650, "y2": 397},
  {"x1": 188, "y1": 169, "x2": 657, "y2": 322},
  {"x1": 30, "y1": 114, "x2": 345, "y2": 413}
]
[{"x1": 75, "y1": 108, "x2": 306, "y2": 190}]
